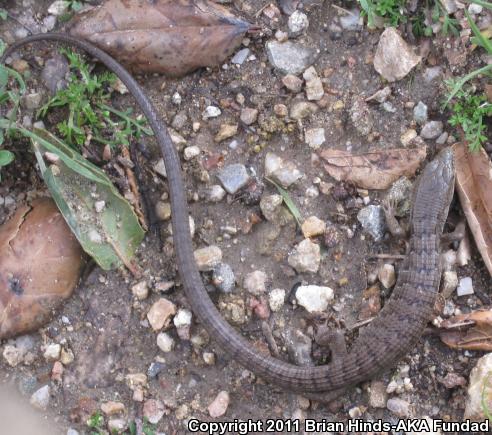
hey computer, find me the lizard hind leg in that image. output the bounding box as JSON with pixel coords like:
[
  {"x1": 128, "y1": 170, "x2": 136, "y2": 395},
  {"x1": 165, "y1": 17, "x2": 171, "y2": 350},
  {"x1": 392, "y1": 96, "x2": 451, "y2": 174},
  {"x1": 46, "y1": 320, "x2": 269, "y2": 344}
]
[
  {"x1": 314, "y1": 325, "x2": 348, "y2": 363},
  {"x1": 301, "y1": 326, "x2": 349, "y2": 403}
]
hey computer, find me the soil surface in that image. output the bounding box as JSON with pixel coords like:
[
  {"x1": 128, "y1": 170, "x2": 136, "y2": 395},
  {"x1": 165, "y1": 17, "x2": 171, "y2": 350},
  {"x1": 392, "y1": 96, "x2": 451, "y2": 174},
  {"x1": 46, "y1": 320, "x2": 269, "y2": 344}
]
[{"x1": 0, "y1": 0, "x2": 491, "y2": 434}]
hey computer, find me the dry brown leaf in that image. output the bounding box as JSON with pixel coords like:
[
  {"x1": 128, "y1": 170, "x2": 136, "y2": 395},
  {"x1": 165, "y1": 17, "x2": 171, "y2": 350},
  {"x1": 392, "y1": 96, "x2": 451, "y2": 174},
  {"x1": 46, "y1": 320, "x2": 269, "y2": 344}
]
[
  {"x1": 319, "y1": 146, "x2": 427, "y2": 190},
  {"x1": 69, "y1": 0, "x2": 251, "y2": 76},
  {"x1": 439, "y1": 309, "x2": 492, "y2": 351},
  {"x1": 453, "y1": 143, "x2": 492, "y2": 277},
  {"x1": 0, "y1": 199, "x2": 85, "y2": 339}
]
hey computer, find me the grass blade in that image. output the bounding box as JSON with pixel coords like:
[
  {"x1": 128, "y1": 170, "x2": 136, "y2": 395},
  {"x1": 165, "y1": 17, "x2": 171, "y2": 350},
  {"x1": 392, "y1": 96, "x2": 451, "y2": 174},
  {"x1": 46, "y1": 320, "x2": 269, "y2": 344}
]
[
  {"x1": 466, "y1": 10, "x2": 492, "y2": 54},
  {"x1": 266, "y1": 177, "x2": 302, "y2": 227}
]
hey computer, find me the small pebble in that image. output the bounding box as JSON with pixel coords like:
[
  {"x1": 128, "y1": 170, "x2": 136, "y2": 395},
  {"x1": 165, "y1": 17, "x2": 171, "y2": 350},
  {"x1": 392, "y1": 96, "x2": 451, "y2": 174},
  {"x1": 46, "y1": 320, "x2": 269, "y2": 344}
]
[
  {"x1": 132, "y1": 281, "x2": 149, "y2": 300},
  {"x1": 378, "y1": 263, "x2": 396, "y2": 288},
  {"x1": 288, "y1": 239, "x2": 321, "y2": 273},
  {"x1": 301, "y1": 216, "x2": 326, "y2": 238},
  {"x1": 217, "y1": 164, "x2": 250, "y2": 194},
  {"x1": 194, "y1": 246, "x2": 223, "y2": 271},
  {"x1": 212, "y1": 263, "x2": 236, "y2": 293},
  {"x1": 202, "y1": 106, "x2": 221, "y2": 120},
  {"x1": 268, "y1": 288, "x2": 286, "y2": 312},
  {"x1": 457, "y1": 277, "x2": 474, "y2": 296},
  {"x1": 147, "y1": 298, "x2": 177, "y2": 331},
  {"x1": 243, "y1": 270, "x2": 267, "y2": 295},
  {"x1": 295, "y1": 285, "x2": 334, "y2": 313},
  {"x1": 208, "y1": 391, "x2": 230, "y2": 418},
  {"x1": 157, "y1": 332, "x2": 175, "y2": 352},
  {"x1": 386, "y1": 397, "x2": 410, "y2": 417}
]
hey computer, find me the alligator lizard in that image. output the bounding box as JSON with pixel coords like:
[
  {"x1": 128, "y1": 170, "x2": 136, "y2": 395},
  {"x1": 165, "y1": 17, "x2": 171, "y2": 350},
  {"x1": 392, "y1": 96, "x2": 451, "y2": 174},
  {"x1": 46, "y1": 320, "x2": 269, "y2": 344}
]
[{"x1": 1, "y1": 34, "x2": 456, "y2": 396}]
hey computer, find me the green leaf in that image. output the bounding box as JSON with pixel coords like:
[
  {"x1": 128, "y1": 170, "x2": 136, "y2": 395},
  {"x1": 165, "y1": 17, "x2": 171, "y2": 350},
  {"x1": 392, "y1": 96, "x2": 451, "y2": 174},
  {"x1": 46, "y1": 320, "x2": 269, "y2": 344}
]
[
  {"x1": 0, "y1": 149, "x2": 14, "y2": 166},
  {"x1": 30, "y1": 129, "x2": 145, "y2": 272},
  {"x1": 266, "y1": 178, "x2": 302, "y2": 227},
  {"x1": 466, "y1": 10, "x2": 492, "y2": 55},
  {"x1": 0, "y1": 9, "x2": 7, "y2": 20}
]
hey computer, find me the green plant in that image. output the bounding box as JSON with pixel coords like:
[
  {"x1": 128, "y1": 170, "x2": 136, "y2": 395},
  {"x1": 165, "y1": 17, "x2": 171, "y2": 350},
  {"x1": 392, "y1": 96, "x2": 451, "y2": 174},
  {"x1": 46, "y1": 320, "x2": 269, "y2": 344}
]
[
  {"x1": 447, "y1": 82, "x2": 492, "y2": 151},
  {"x1": 442, "y1": 8, "x2": 492, "y2": 151},
  {"x1": 38, "y1": 48, "x2": 151, "y2": 150},
  {"x1": 358, "y1": 0, "x2": 408, "y2": 27},
  {"x1": 87, "y1": 411, "x2": 105, "y2": 434},
  {"x1": 0, "y1": 8, "x2": 7, "y2": 20}
]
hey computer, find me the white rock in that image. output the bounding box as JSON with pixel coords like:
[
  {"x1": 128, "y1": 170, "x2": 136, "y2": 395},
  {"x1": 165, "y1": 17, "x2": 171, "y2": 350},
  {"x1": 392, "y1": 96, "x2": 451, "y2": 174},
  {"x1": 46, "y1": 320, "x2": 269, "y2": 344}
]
[
  {"x1": 173, "y1": 309, "x2": 192, "y2": 328},
  {"x1": 457, "y1": 277, "x2": 474, "y2": 296},
  {"x1": 441, "y1": 271, "x2": 458, "y2": 297},
  {"x1": 156, "y1": 332, "x2": 175, "y2": 352},
  {"x1": 132, "y1": 281, "x2": 149, "y2": 300},
  {"x1": 208, "y1": 391, "x2": 230, "y2": 418},
  {"x1": 288, "y1": 11, "x2": 309, "y2": 37},
  {"x1": 265, "y1": 152, "x2": 303, "y2": 188},
  {"x1": 147, "y1": 298, "x2": 176, "y2": 331},
  {"x1": 43, "y1": 343, "x2": 61, "y2": 361},
  {"x1": 378, "y1": 264, "x2": 396, "y2": 288},
  {"x1": 296, "y1": 285, "x2": 334, "y2": 313},
  {"x1": 202, "y1": 106, "x2": 221, "y2": 120},
  {"x1": 465, "y1": 352, "x2": 492, "y2": 420},
  {"x1": 184, "y1": 146, "x2": 200, "y2": 160},
  {"x1": 244, "y1": 271, "x2": 267, "y2": 295},
  {"x1": 288, "y1": 239, "x2": 321, "y2": 273},
  {"x1": 304, "y1": 128, "x2": 326, "y2": 149},
  {"x1": 3, "y1": 345, "x2": 23, "y2": 367},
  {"x1": 268, "y1": 288, "x2": 286, "y2": 312},
  {"x1": 48, "y1": 1, "x2": 69, "y2": 16},
  {"x1": 30, "y1": 385, "x2": 50, "y2": 410}
]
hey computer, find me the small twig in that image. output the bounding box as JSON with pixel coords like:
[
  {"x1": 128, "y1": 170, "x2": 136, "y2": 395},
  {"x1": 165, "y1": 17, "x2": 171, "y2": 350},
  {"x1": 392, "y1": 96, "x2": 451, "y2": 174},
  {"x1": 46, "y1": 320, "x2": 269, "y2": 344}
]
[
  {"x1": 348, "y1": 317, "x2": 374, "y2": 331},
  {"x1": 368, "y1": 253, "x2": 406, "y2": 260},
  {"x1": 331, "y1": 4, "x2": 357, "y2": 16}
]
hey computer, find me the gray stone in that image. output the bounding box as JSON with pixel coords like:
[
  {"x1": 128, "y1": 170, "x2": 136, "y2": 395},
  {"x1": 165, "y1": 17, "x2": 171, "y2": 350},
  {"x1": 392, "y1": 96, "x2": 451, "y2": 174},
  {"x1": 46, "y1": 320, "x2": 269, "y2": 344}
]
[
  {"x1": 420, "y1": 121, "x2": 443, "y2": 139},
  {"x1": 217, "y1": 164, "x2": 250, "y2": 194},
  {"x1": 22, "y1": 93, "x2": 43, "y2": 110},
  {"x1": 357, "y1": 205, "x2": 386, "y2": 241},
  {"x1": 413, "y1": 101, "x2": 428, "y2": 125},
  {"x1": 268, "y1": 288, "x2": 286, "y2": 312},
  {"x1": 231, "y1": 48, "x2": 250, "y2": 65},
  {"x1": 305, "y1": 128, "x2": 325, "y2": 149},
  {"x1": 30, "y1": 385, "x2": 50, "y2": 410},
  {"x1": 41, "y1": 54, "x2": 69, "y2": 94},
  {"x1": 212, "y1": 263, "x2": 236, "y2": 293},
  {"x1": 194, "y1": 246, "x2": 223, "y2": 271},
  {"x1": 387, "y1": 397, "x2": 410, "y2": 417},
  {"x1": 266, "y1": 41, "x2": 317, "y2": 75},
  {"x1": 260, "y1": 194, "x2": 283, "y2": 221}
]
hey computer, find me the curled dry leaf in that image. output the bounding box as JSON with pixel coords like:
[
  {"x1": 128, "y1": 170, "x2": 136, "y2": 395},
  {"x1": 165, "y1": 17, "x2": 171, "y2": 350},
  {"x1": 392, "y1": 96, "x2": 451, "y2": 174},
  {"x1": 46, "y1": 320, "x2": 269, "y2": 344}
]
[
  {"x1": 319, "y1": 146, "x2": 427, "y2": 190},
  {"x1": 69, "y1": 0, "x2": 251, "y2": 76},
  {"x1": 0, "y1": 198, "x2": 85, "y2": 339},
  {"x1": 453, "y1": 143, "x2": 492, "y2": 277},
  {"x1": 439, "y1": 309, "x2": 492, "y2": 351}
]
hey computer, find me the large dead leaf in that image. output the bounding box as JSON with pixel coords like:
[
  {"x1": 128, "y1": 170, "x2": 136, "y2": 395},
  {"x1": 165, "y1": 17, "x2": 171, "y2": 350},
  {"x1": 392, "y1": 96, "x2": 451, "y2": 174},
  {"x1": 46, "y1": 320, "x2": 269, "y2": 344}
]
[
  {"x1": 319, "y1": 146, "x2": 427, "y2": 190},
  {"x1": 453, "y1": 143, "x2": 492, "y2": 277},
  {"x1": 0, "y1": 199, "x2": 85, "y2": 339},
  {"x1": 439, "y1": 309, "x2": 492, "y2": 351},
  {"x1": 69, "y1": 0, "x2": 251, "y2": 76}
]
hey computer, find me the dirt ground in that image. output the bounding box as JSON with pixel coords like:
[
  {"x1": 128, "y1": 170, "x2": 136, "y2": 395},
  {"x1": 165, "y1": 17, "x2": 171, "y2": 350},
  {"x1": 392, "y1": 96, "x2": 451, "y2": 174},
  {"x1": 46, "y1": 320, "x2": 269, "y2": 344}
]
[{"x1": 0, "y1": 0, "x2": 491, "y2": 434}]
